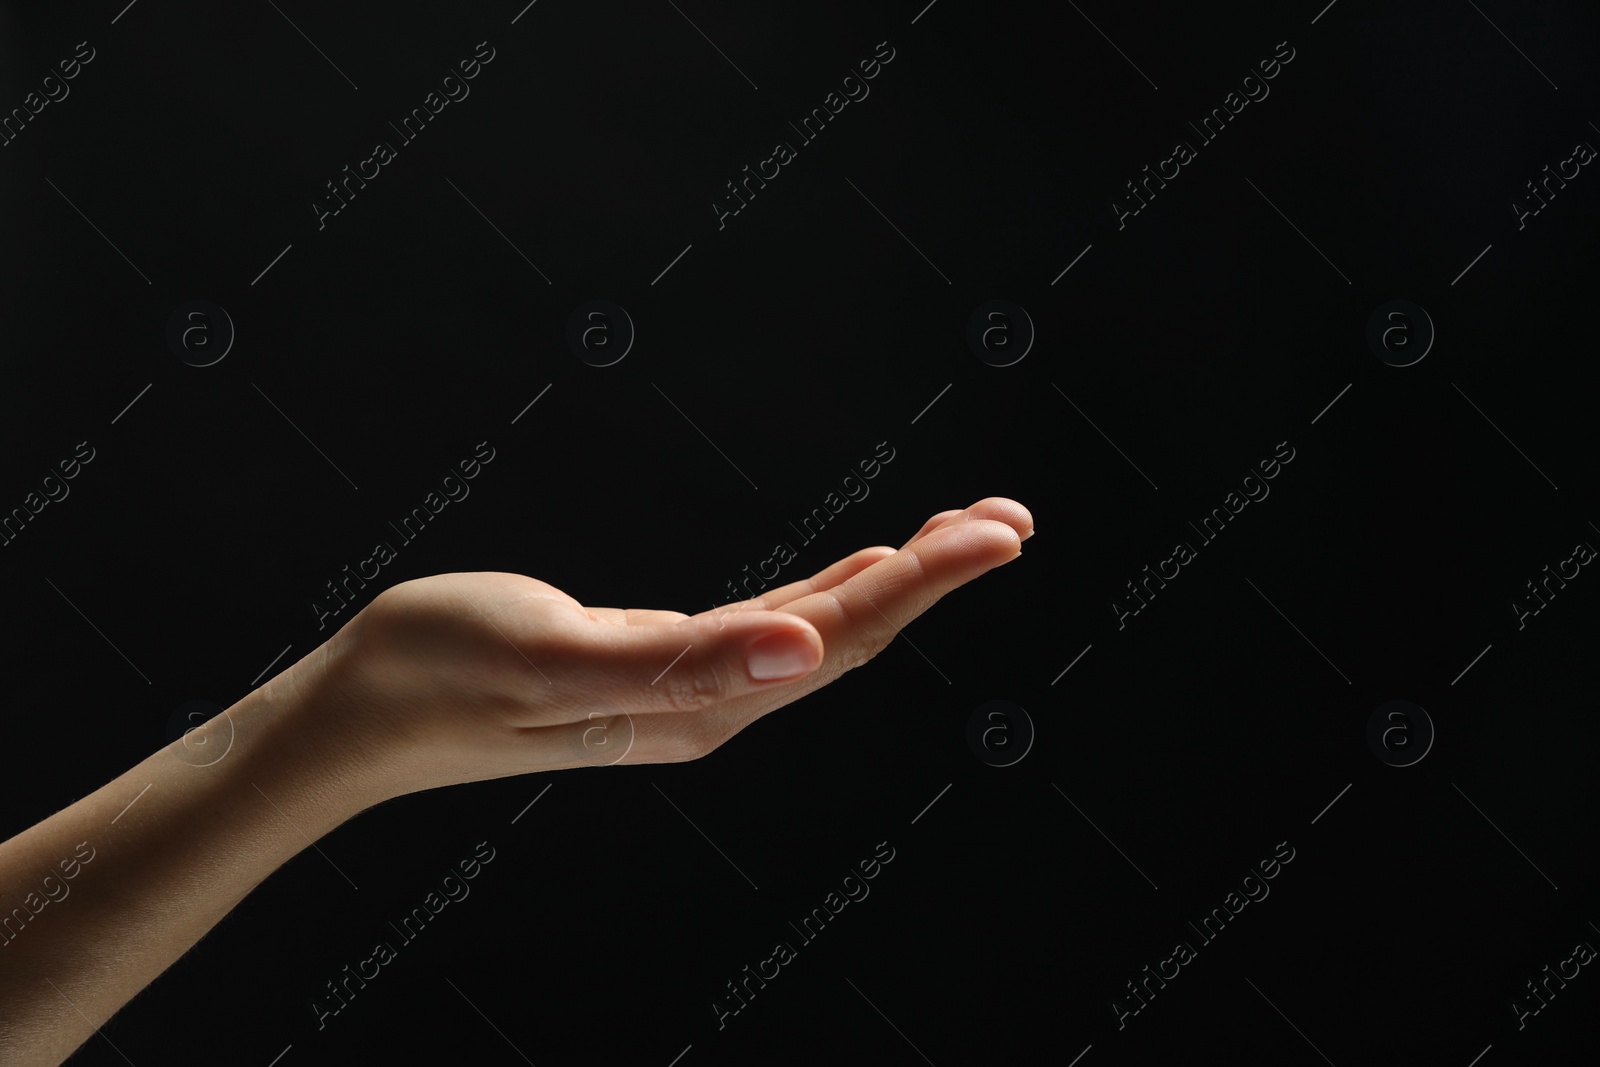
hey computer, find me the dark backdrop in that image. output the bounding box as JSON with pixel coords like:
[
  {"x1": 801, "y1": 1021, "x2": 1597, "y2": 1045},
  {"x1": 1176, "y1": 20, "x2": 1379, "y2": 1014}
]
[{"x1": 2, "y1": 1, "x2": 1597, "y2": 1064}]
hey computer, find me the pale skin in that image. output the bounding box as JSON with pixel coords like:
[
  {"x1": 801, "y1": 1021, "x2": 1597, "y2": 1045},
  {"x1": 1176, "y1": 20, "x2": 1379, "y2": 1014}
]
[{"x1": 0, "y1": 497, "x2": 1032, "y2": 1065}]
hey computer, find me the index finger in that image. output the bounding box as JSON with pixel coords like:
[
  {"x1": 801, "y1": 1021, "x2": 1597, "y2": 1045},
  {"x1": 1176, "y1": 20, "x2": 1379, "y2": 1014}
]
[{"x1": 779, "y1": 507, "x2": 1030, "y2": 684}]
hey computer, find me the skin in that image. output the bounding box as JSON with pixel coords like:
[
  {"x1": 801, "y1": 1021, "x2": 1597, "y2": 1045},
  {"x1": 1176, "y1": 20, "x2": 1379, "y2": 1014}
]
[{"x1": 0, "y1": 497, "x2": 1032, "y2": 1065}]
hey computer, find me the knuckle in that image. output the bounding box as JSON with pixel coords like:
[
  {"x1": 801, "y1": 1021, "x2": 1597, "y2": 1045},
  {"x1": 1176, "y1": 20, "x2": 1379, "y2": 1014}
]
[
  {"x1": 836, "y1": 642, "x2": 875, "y2": 675},
  {"x1": 866, "y1": 619, "x2": 898, "y2": 658},
  {"x1": 656, "y1": 647, "x2": 724, "y2": 713}
]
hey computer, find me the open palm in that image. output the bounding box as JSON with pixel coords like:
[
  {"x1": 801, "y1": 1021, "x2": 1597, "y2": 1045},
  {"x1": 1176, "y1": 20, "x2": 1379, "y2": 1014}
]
[{"x1": 298, "y1": 498, "x2": 1032, "y2": 802}]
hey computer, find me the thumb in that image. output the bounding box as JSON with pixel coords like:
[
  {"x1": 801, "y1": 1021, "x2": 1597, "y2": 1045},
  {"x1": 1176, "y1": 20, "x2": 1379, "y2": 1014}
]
[{"x1": 587, "y1": 608, "x2": 826, "y2": 715}]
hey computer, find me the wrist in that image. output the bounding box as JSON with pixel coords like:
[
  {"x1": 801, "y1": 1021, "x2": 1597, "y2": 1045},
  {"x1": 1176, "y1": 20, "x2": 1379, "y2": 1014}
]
[{"x1": 224, "y1": 632, "x2": 398, "y2": 827}]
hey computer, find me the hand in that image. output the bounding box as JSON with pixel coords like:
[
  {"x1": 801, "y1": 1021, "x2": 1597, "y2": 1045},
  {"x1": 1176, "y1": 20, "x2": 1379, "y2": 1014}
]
[
  {"x1": 283, "y1": 497, "x2": 1032, "y2": 805},
  {"x1": 0, "y1": 497, "x2": 1029, "y2": 1067}
]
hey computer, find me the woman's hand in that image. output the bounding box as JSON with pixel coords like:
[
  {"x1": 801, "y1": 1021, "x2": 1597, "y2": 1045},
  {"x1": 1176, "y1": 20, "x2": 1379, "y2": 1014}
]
[
  {"x1": 0, "y1": 496, "x2": 1029, "y2": 1066},
  {"x1": 288, "y1": 497, "x2": 1033, "y2": 806}
]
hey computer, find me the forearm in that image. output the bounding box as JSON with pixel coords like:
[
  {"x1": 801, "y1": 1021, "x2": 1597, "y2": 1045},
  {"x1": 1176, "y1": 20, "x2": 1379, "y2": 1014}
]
[{"x1": 0, "y1": 648, "x2": 377, "y2": 1066}]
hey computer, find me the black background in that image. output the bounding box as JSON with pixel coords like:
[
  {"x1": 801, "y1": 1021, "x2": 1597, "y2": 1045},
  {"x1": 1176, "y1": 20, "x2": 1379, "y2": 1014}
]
[{"x1": 2, "y1": 1, "x2": 1598, "y2": 1063}]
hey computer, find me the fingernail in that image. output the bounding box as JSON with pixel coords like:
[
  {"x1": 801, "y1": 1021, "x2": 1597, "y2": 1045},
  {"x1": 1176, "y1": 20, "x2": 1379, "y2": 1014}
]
[
  {"x1": 1021, "y1": 526, "x2": 1035, "y2": 541},
  {"x1": 745, "y1": 632, "x2": 819, "y2": 681}
]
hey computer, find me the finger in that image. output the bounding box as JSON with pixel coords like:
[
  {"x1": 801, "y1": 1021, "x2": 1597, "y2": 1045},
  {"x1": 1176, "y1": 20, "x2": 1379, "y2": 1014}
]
[
  {"x1": 780, "y1": 514, "x2": 1026, "y2": 683},
  {"x1": 896, "y1": 499, "x2": 1031, "y2": 550},
  {"x1": 693, "y1": 545, "x2": 897, "y2": 620},
  {"x1": 696, "y1": 498, "x2": 1035, "y2": 623},
  {"x1": 921, "y1": 498, "x2": 1035, "y2": 545},
  {"x1": 584, "y1": 607, "x2": 691, "y2": 627},
  {"x1": 900, "y1": 509, "x2": 964, "y2": 550},
  {"x1": 525, "y1": 502, "x2": 1032, "y2": 766},
  {"x1": 688, "y1": 498, "x2": 1033, "y2": 626},
  {"x1": 622, "y1": 608, "x2": 691, "y2": 626},
  {"x1": 543, "y1": 607, "x2": 826, "y2": 720},
  {"x1": 569, "y1": 513, "x2": 1030, "y2": 763},
  {"x1": 583, "y1": 607, "x2": 630, "y2": 625}
]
